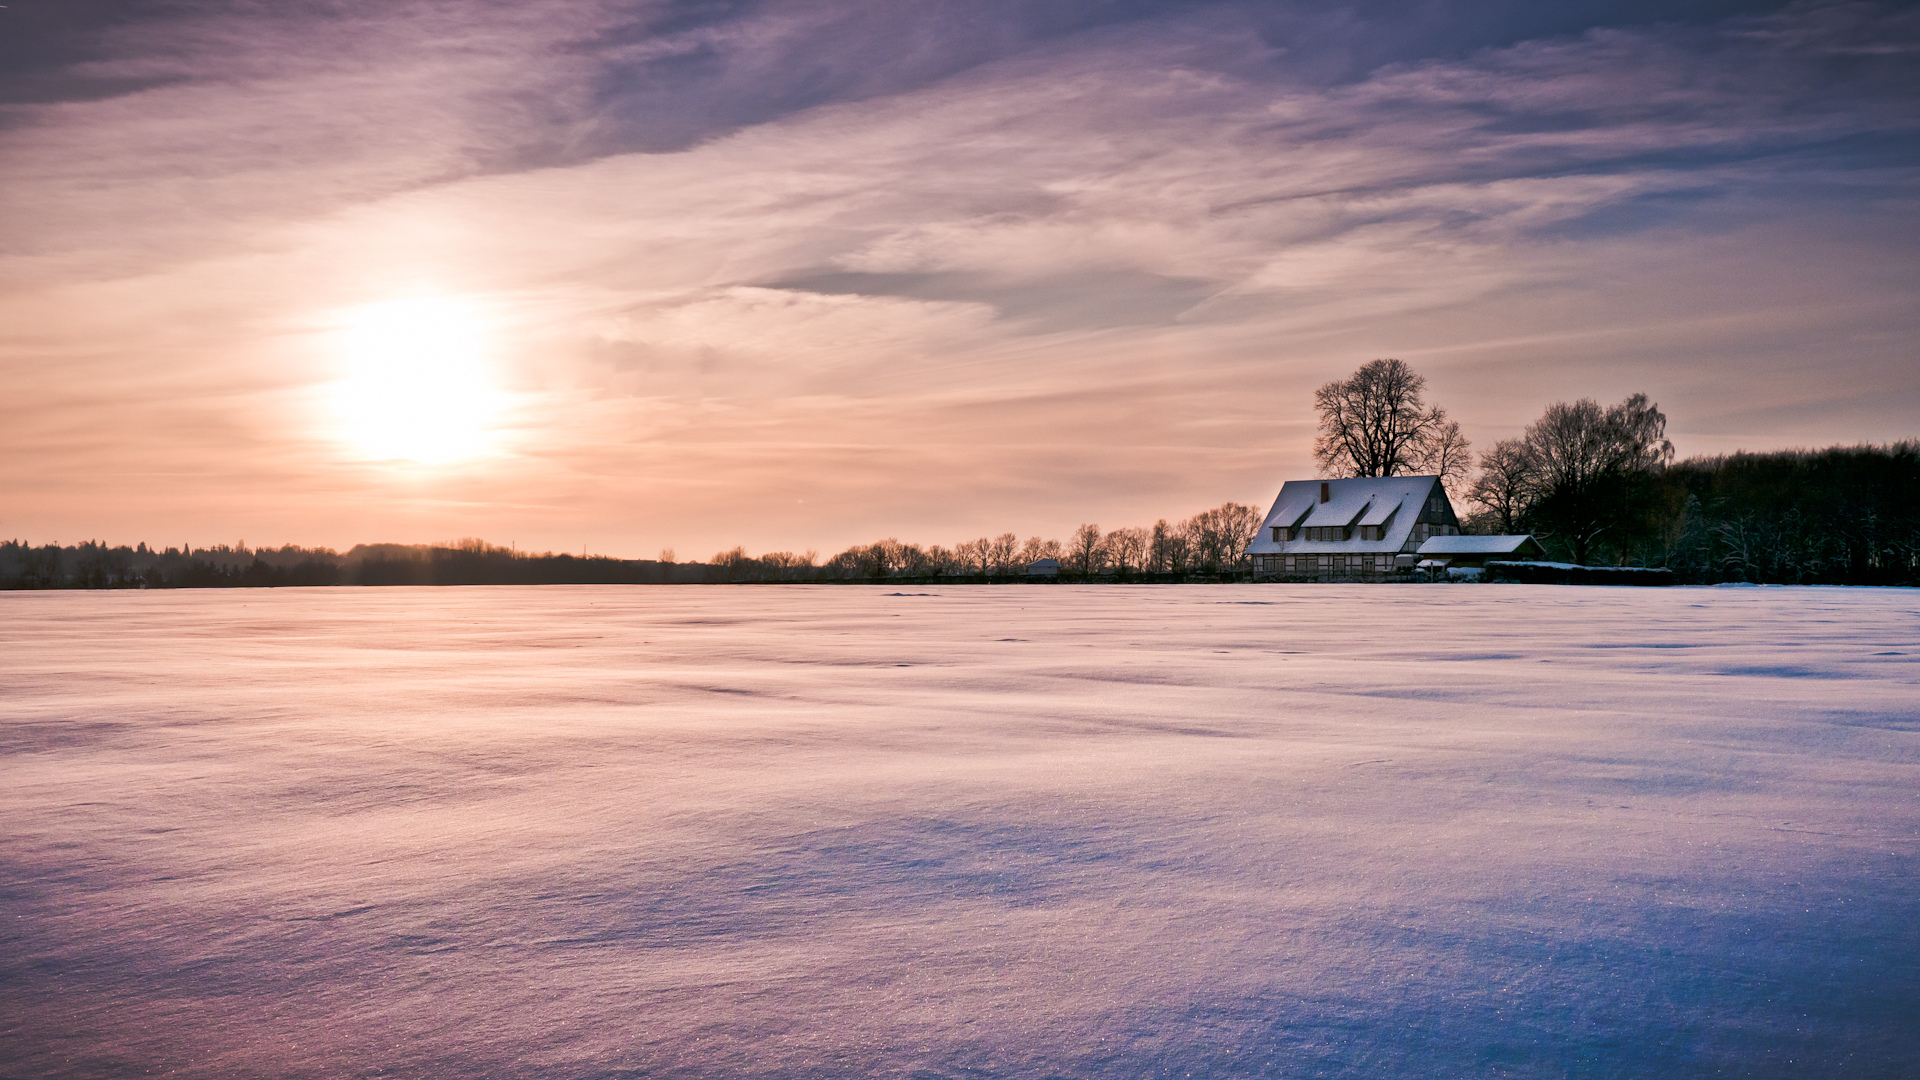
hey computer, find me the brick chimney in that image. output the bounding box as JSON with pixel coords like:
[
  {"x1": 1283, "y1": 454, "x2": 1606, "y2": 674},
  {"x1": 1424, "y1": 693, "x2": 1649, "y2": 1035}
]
[{"x1": 1320, "y1": 481, "x2": 1330, "y2": 503}]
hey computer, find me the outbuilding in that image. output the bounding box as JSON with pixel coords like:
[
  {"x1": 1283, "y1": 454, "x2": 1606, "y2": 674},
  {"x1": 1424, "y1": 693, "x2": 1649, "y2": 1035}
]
[{"x1": 1413, "y1": 534, "x2": 1547, "y2": 569}]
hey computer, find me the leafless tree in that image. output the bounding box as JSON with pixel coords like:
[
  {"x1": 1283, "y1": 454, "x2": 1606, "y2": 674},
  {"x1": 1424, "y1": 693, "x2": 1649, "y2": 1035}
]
[
  {"x1": 1104, "y1": 527, "x2": 1149, "y2": 575},
  {"x1": 752, "y1": 550, "x2": 817, "y2": 581},
  {"x1": 853, "y1": 539, "x2": 907, "y2": 577},
  {"x1": 1467, "y1": 438, "x2": 1537, "y2": 534},
  {"x1": 1186, "y1": 502, "x2": 1264, "y2": 572},
  {"x1": 1313, "y1": 358, "x2": 1460, "y2": 478},
  {"x1": 1526, "y1": 394, "x2": 1672, "y2": 491},
  {"x1": 987, "y1": 533, "x2": 1021, "y2": 575},
  {"x1": 1217, "y1": 502, "x2": 1264, "y2": 568},
  {"x1": 1150, "y1": 518, "x2": 1193, "y2": 572},
  {"x1": 897, "y1": 544, "x2": 931, "y2": 577},
  {"x1": 927, "y1": 545, "x2": 965, "y2": 575},
  {"x1": 1520, "y1": 393, "x2": 1673, "y2": 565},
  {"x1": 953, "y1": 537, "x2": 991, "y2": 576},
  {"x1": 1427, "y1": 418, "x2": 1473, "y2": 494},
  {"x1": 1070, "y1": 523, "x2": 1104, "y2": 577},
  {"x1": 1019, "y1": 536, "x2": 1063, "y2": 567},
  {"x1": 712, "y1": 546, "x2": 750, "y2": 581}
]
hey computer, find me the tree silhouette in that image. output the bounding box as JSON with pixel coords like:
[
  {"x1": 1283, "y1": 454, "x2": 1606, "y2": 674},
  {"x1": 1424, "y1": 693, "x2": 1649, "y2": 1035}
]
[{"x1": 1313, "y1": 359, "x2": 1464, "y2": 479}]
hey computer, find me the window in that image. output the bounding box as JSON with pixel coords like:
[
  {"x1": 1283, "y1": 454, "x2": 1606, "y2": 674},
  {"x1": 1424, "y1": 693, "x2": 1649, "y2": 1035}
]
[{"x1": 1271, "y1": 526, "x2": 1283, "y2": 542}]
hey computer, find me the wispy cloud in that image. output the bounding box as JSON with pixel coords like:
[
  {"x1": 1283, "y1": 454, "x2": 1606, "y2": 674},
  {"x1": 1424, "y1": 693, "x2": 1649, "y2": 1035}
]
[{"x1": 1, "y1": 1, "x2": 1916, "y2": 553}]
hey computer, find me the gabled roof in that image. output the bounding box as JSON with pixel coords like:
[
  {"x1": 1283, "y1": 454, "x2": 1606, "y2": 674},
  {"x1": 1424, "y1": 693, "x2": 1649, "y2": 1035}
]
[
  {"x1": 1246, "y1": 475, "x2": 1444, "y2": 555},
  {"x1": 1416, "y1": 535, "x2": 1542, "y2": 556}
]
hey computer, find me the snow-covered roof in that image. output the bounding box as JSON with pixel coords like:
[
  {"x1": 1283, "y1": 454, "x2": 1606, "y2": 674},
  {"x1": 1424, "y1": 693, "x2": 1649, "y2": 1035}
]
[
  {"x1": 1246, "y1": 475, "x2": 1445, "y2": 555},
  {"x1": 1358, "y1": 499, "x2": 1401, "y2": 527},
  {"x1": 1416, "y1": 535, "x2": 1541, "y2": 556}
]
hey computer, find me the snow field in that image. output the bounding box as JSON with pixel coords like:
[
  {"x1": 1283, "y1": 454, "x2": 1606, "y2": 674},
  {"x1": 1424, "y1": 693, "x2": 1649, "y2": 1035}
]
[{"x1": 1, "y1": 584, "x2": 1916, "y2": 1078}]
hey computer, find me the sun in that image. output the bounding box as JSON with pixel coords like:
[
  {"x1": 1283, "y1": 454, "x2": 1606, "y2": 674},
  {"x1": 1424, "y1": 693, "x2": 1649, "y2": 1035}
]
[{"x1": 330, "y1": 297, "x2": 507, "y2": 464}]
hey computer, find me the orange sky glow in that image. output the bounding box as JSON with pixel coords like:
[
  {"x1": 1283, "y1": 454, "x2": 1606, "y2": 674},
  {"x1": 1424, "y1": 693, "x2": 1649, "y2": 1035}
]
[{"x1": 3, "y1": 1, "x2": 1915, "y2": 558}]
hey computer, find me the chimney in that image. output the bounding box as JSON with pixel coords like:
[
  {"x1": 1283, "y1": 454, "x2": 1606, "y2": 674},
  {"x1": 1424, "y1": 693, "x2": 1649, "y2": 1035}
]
[{"x1": 1320, "y1": 481, "x2": 1330, "y2": 503}]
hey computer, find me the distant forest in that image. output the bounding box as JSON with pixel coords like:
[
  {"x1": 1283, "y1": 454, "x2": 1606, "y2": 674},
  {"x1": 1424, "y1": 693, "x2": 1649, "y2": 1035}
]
[
  {"x1": 4, "y1": 444, "x2": 1915, "y2": 590},
  {"x1": 0, "y1": 539, "x2": 722, "y2": 590}
]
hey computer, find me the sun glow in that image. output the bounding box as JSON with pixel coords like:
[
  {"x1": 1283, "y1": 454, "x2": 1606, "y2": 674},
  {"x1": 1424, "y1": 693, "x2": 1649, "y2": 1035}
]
[{"x1": 330, "y1": 297, "x2": 508, "y2": 465}]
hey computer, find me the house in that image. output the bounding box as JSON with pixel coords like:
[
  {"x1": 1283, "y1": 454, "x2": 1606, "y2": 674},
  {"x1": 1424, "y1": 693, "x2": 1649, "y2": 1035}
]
[
  {"x1": 1414, "y1": 534, "x2": 1546, "y2": 569},
  {"x1": 1026, "y1": 558, "x2": 1061, "y2": 577},
  {"x1": 1244, "y1": 475, "x2": 1463, "y2": 580}
]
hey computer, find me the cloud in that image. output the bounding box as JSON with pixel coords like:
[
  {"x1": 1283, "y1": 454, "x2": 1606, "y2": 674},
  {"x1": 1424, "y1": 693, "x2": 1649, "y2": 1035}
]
[{"x1": 0, "y1": 1, "x2": 1916, "y2": 553}]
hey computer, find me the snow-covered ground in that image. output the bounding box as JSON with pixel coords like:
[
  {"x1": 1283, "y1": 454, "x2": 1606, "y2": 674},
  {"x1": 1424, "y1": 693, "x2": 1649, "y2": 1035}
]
[{"x1": 2, "y1": 584, "x2": 1916, "y2": 1078}]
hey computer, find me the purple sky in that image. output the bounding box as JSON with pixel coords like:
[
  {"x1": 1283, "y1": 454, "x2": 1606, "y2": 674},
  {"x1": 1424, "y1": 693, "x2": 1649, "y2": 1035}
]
[{"x1": 2, "y1": 0, "x2": 1916, "y2": 558}]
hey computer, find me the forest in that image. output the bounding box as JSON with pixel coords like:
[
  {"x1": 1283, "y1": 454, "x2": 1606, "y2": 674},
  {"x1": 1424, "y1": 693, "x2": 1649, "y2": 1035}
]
[{"x1": 1629, "y1": 443, "x2": 1920, "y2": 586}]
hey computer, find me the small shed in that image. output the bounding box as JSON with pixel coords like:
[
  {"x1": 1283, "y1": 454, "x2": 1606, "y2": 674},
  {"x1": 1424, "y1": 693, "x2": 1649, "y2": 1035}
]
[{"x1": 1414, "y1": 534, "x2": 1546, "y2": 568}]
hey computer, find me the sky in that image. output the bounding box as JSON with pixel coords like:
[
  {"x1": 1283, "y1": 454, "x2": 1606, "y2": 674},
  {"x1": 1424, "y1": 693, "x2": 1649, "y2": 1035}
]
[{"x1": 2, "y1": 0, "x2": 1916, "y2": 559}]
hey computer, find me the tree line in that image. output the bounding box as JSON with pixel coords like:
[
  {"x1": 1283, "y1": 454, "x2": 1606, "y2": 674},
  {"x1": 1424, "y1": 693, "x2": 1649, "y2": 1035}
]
[
  {"x1": 0, "y1": 539, "x2": 722, "y2": 590},
  {"x1": 709, "y1": 502, "x2": 1266, "y2": 583},
  {"x1": 1, "y1": 507, "x2": 1271, "y2": 590},
  {"x1": 1314, "y1": 358, "x2": 1918, "y2": 583}
]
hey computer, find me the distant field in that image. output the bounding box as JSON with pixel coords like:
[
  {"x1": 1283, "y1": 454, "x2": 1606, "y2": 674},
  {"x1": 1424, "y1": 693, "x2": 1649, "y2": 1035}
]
[{"x1": 3, "y1": 584, "x2": 1916, "y2": 1079}]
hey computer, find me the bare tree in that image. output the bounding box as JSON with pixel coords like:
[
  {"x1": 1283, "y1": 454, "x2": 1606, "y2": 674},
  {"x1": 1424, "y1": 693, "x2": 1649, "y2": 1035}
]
[
  {"x1": 1070, "y1": 523, "x2": 1104, "y2": 577},
  {"x1": 752, "y1": 550, "x2": 815, "y2": 581},
  {"x1": 1016, "y1": 536, "x2": 1063, "y2": 569},
  {"x1": 1427, "y1": 418, "x2": 1473, "y2": 494},
  {"x1": 1185, "y1": 502, "x2": 1264, "y2": 572},
  {"x1": 956, "y1": 537, "x2": 993, "y2": 576},
  {"x1": 987, "y1": 533, "x2": 1020, "y2": 575},
  {"x1": 1104, "y1": 527, "x2": 1149, "y2": 575},
  {"x1": 854, "y1": 539, "x2": 906, "y2": 578},
  {"x1": 925, "y1": 545, "x2": 958, "y2": 575},
  {"x1": 1467, "y1": 438, "x2": 1537, "y2": 534},
  {"x1": 897, "y1": 543, "x2": 931, "y2": 577},
  {"x1": 712, "y1": 546, "x2": 750, "y2": 581},
  {"x1": 1152, "y1": 518, "x2": 1194, "y2": 573},
  {"x1": 1526, "y1": 394, "x2": 1671, "y2": 491},
  {"x1": 1217, "y1": 503, "x2": 1264, "y2": 569},
  {"x1": 1313, "y1": 358, "x2": 1459, "y2": 478},
  {"x1": 1521, "y1": 393, "x2": 1674, "y2": 565}
]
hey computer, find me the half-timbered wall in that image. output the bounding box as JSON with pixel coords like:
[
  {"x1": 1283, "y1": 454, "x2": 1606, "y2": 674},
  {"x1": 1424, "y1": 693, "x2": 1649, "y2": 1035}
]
[{"x1": 1254, "y1": 553, "x2": 1398, "y2": 579}]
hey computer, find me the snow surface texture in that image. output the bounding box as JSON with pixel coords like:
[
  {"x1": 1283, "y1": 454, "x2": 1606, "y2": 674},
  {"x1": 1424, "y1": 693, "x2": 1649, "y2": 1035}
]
[{"x1": 2, "y1": 584, "x2": 1916, "y2": 1079}]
